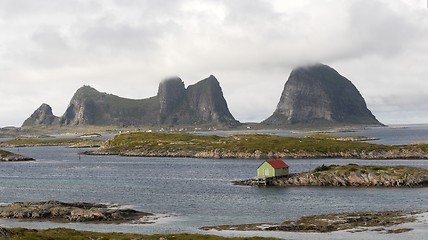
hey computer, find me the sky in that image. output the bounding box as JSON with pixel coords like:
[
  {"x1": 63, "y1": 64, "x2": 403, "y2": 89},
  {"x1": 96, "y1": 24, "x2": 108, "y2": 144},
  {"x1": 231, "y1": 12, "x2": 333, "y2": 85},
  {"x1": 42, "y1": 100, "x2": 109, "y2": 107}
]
[{"x1": 1, "y1": 0, "x2": 428, "y2": 127}]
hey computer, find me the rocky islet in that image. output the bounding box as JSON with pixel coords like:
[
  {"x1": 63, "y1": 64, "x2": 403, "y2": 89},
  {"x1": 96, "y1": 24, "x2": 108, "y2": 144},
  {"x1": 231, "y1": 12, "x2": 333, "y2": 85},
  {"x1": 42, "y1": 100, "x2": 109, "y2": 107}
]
[{"x1": 0, "y1": 201, "x2": 153, "y2": 224}]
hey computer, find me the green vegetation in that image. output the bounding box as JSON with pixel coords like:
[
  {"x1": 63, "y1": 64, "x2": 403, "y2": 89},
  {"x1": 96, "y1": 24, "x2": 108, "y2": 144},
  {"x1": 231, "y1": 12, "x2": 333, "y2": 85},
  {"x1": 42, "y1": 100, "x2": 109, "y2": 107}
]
[
  {"x1": 94, "y1": 132, "x2": 425, "y2": 159},
  {"x1": 0, "y1": 227, "x2": 278, "y2": 240},
  {"x1": 104, "y1": 132, "x2": 392, "y2": 154},
  {"x1": 0, "y1": 150, "x2": 13, "y2": 158},
  {"x1": 314, "y1": 164, "x2": 338, "y2": 172},
  {"x1": 0, "y1": 138, "x2": 104, "y2": 148}
]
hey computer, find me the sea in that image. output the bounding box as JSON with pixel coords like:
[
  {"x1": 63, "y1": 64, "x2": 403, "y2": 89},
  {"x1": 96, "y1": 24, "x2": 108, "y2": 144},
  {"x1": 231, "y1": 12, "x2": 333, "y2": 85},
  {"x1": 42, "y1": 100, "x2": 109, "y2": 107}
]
[{"x1": 0, "y1": 124, "x2": 428, "y2": 240}]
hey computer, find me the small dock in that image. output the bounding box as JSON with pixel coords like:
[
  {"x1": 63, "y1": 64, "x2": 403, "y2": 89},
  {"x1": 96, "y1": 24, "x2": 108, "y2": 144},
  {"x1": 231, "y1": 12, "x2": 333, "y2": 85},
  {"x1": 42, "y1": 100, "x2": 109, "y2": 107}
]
[{"x1": 233, "y1": 175, "x2": 290, "y2": 186}]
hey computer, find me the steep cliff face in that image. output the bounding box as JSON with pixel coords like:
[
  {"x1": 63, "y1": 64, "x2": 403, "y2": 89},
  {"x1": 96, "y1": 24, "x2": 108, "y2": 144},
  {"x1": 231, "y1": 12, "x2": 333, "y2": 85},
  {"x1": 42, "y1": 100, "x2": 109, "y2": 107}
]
[
  {"x1": 25, "y1": 76, "x2": 238, "y2": 128},
  {"x1": 157, "y1": 77, "x2": 186, "y2": 123},
  {"x1": 159, "y1": 75, "x2": 239, "y2": 126},
  {"x1": 263, "y1": 64, "x2": 382, "y2": 126},
  {"x1": 22, "y1": 103, "x2": 59, "y2": 126}
]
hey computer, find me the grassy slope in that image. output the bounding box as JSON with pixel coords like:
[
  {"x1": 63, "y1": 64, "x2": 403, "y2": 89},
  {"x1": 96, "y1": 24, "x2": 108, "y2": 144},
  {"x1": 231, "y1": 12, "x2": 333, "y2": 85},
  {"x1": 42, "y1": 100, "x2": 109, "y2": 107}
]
[{"x1": 1, "y1": 228, "x2": 277, "y2": 240}]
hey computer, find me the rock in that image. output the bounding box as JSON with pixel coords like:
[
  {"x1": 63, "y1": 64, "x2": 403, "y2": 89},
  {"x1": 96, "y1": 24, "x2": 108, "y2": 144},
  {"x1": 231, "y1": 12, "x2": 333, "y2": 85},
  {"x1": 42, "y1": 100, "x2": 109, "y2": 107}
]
[
  {"x1": 158, "y1": 77, "x2": 186, "y2": 120},
  {"x1": 0, "y1": 201, "x2": 152, "y2": 224},
  {"x1": 24, "y1": 76, "x2": 239, "y2": 128},
  {"x1": 0, "y1": 227, "x2": 11, "y2": 239},
  {"x1": 263, "y1": 63, "x2": 382, "y2": 126},
  {"x1": 236, "y1": 164, "x2": 428, "y2": 187},
  {"x1": 22, "y1": 103, "x2": 59, "y2": 126}
]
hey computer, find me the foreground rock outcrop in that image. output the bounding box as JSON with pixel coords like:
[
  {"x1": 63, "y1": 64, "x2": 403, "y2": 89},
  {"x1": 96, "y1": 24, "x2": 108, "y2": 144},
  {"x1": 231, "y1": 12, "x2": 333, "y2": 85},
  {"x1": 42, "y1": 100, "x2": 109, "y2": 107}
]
[
  {"x1": 23, "y1": 75, "x2": 239, "y2": 128},
  {"x1": 0, "y1": 150, "x2": 34, "y2": 161},
  {"x1": 263, "y1": 63, "x2": 382, "y2": 127},
  {"x1": 0, "y1": 201, "x2": 152, "y2": 223},
  {"x1": 235, "y1": 164, "x2": 428, "y2": 187}
]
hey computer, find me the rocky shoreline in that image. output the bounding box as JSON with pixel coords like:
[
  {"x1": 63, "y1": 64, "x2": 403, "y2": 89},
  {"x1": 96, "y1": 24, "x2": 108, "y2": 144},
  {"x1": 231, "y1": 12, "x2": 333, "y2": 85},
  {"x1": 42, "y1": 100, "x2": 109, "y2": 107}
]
[
  {"x1": 0, "y1": 201, "x2": 152, "y2": 224},
  {"x1": 201, "y1": 210, "x2": 425, "y2": 234},
  {"x1": 0, "y1": 150, "x2": 34, "y2": 162},
  {"x1": 234, "y1": 164, "x2": 428, "y2": 187}
]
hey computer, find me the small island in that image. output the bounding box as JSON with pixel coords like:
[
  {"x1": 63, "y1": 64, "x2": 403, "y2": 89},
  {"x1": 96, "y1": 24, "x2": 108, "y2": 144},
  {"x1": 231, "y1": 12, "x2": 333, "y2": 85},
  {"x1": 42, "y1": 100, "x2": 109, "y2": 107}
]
[
  {"x1": 0, "y1": 201, "x2": 152, "y2": 224},
  {"x1": 201, "y1": 210, "x2": 425, "y2": 234},
  {"x1": 234, "y1": 164, "x2": 428, "y2": 187},
  {"x1": 0, "y1": 150, "x2": 34, "y2": 162}
]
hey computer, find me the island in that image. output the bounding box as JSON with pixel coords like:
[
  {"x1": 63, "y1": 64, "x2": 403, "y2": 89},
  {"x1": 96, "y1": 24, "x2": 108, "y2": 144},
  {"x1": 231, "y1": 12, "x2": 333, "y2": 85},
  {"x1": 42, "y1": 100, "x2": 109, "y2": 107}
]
[
  {"x1": 0, "y1": 201, "x2": 153, "y2": 224},
  {"x1": 234, "y1": 164, "x2": 428, "y2": 187},
  {"x1": 201, "y1": 210, "x2": 426, "y2": 234},
  {"x1": 0, "y1": 150, "x2": 34, "y2": 162},
  {"x1": 88, "y1": 132, "x2": 428, "y2": 159}
]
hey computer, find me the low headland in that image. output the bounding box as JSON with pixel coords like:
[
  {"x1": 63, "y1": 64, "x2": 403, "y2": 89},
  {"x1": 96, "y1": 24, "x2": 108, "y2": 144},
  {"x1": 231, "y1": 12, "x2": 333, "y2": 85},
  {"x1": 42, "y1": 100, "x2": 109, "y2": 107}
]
[
  {"x1": 0, "y1": 150, "x2": 33, "y2": 162},
  {"x1": 0, "y1": 138, "x2": 103, "y2": 148},
  {"x1": 201, "y1": 210, "x2": 426, "y2": 234},
  {"x1": 0, "y1": 201, "x2": 152, "y2": 224},
  {"x1": 87, "y1": 132, "x2": 428, "y2": 159},
  {"x1": 234, "y1": 164, "x2": 428, "y2": 187}
]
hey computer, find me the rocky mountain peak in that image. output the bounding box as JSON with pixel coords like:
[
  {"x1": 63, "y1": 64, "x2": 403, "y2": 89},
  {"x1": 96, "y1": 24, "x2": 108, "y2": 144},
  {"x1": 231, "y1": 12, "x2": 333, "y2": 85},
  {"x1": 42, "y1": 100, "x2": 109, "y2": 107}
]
[
  {"x1": 263, "y1": 63, "x2": 382, "y2": 126},
  {"x1": 158, "y1": 77, "x2": 186, "y2": 118},
  {"x1": 22, "y1": 103, "x2": 59, "y2": 126},
  {"x1": 25, "y1": 77, "x2": 239, "y2": 128}
]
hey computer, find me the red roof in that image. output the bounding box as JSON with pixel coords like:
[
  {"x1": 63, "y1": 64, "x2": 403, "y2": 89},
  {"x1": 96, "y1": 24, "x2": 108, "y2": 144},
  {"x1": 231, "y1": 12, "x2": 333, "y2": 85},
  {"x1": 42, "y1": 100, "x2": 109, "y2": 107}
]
[{"x1": 266, "y1": 159, "x2": 289, "y2": 169}]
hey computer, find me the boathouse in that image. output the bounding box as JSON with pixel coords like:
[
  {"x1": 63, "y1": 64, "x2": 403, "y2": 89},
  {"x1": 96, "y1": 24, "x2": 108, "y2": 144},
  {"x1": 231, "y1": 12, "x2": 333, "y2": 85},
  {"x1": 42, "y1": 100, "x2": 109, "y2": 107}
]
[{"x1": 257, "y1": 159, "x2": 289, "y2": 178}]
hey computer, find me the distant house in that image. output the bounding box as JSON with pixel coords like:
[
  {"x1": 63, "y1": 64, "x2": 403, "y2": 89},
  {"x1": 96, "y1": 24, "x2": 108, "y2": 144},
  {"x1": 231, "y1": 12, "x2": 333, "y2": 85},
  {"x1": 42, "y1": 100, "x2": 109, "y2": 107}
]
[{"x1": 257, "y1": 159, "x2": 289, "y2": 178}]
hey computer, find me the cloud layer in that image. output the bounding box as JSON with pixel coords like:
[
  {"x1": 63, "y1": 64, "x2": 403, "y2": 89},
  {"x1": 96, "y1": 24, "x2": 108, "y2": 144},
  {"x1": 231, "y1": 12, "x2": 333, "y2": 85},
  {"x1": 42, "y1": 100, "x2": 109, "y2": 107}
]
[{"x1": 1, "y1": 0, "x2": 427, "y2": 126}]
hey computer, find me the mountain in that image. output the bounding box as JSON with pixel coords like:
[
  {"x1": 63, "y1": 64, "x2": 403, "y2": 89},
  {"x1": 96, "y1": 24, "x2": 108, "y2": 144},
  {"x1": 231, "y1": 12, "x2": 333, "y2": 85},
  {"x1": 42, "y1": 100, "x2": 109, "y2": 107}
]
[
  {"x1": 263, "y1": 63, "x2": 382, "y2": 126},
  {"x1": 23, "y1": 76, "x2": 239, "y2": 128},
  {"x1": 22, "y1": 103, "x2": 59, "y2": 126},
  {"x1": 59, "y1": 85, "x2": 159, "y2": 126},
  {"x1": 158, "y1": 75, "x2": 238, "y2": 125}
]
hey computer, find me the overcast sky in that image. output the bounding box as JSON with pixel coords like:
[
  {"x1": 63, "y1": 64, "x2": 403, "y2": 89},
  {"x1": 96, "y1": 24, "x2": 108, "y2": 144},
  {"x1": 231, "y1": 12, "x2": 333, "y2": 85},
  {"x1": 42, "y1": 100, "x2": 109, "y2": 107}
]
[{"x1": 1, "y1": 0, "x2": 427, "y2": 127}]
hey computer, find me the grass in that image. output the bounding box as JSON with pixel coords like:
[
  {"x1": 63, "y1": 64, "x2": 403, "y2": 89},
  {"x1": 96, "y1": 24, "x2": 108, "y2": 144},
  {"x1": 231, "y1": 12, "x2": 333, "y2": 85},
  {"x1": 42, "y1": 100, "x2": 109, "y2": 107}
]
[
  {"x1": 309, "y1": 164, "x2": 428, "y2": 177},
  {"x1": 0, "y1": 227, "x2": 278, "y2": 240},
  {"x1": 0, "y1": 149, "x2": 14, "y2": 158},
  {"x1": 102, "y1": 132, "x2": 394, "y2": 155}
]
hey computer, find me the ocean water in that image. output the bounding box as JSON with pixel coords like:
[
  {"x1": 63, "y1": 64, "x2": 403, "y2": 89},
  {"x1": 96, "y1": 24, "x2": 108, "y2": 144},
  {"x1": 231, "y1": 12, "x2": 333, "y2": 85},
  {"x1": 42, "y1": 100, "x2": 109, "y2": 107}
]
[
  {"x1": 0, "y1": 125, "x2": 428, "y2": 239},
  {"x1": 196, "y1": 124, "x2": 428, "y2": 145}
]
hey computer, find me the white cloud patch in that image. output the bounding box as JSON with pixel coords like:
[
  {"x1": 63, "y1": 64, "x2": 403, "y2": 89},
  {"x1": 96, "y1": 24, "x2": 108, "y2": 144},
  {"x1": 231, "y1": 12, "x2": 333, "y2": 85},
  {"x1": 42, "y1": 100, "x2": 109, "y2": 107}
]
[{"x1": 0, "y1": 0, "x2": 428, "y2": 126}]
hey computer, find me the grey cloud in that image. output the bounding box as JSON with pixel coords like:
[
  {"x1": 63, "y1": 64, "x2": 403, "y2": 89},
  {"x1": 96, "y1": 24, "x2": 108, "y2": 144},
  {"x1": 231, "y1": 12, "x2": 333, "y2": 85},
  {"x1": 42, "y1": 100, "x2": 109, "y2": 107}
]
[{"x1": 1, "y1": 0, "x2": 428, "y2": 126}]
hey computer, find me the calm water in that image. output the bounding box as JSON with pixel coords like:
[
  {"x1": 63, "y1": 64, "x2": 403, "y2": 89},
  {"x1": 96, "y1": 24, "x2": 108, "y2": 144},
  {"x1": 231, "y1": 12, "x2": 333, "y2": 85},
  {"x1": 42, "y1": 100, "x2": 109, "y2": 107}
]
[{"x1": 0, "y1": 125, "x2": 428, "y2": 239}]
